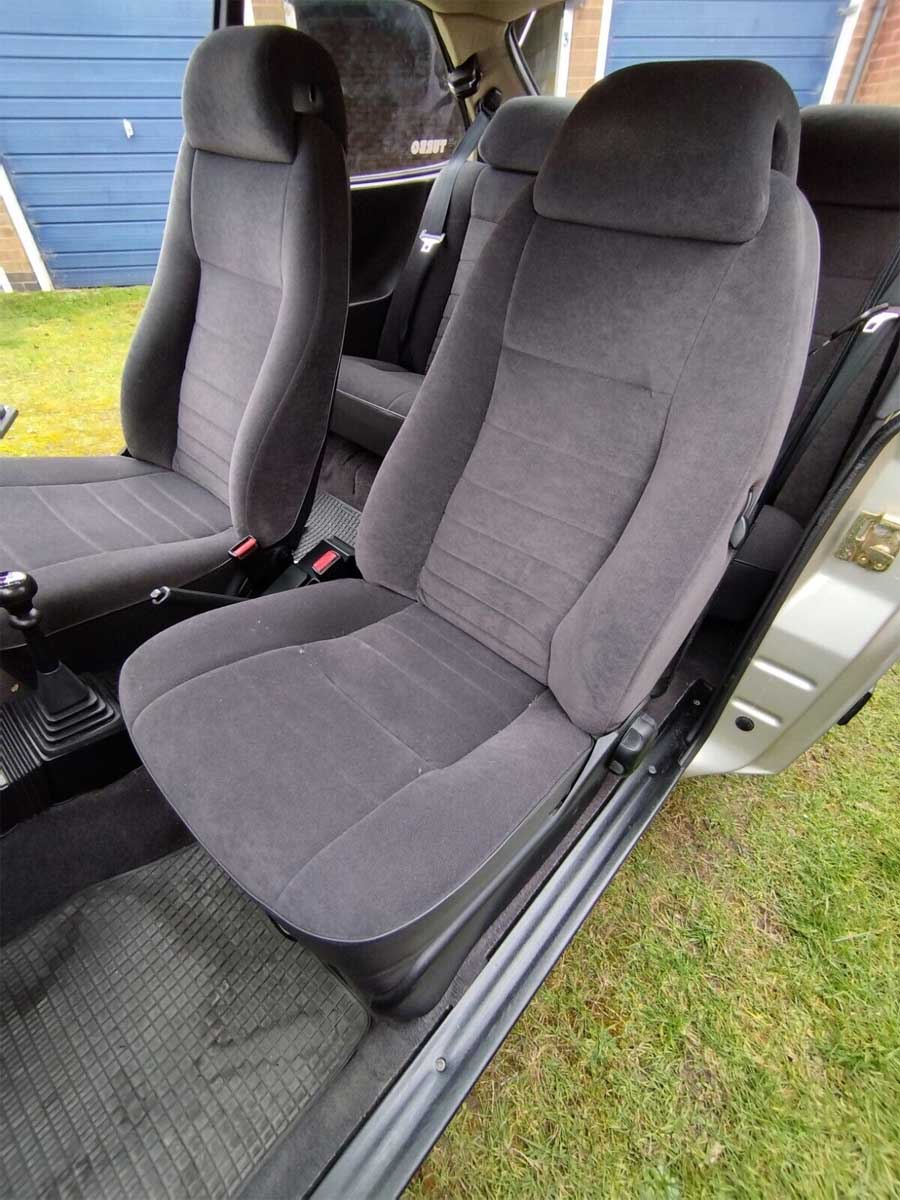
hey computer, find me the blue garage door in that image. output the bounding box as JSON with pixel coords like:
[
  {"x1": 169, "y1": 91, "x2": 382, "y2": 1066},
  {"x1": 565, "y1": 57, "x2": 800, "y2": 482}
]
[
  {"x1": 604, "y1": 1, "x2": 845, "y2": 106},
  {"x1": 0, "y1": 0, "x2": 211, "y2": 288}
]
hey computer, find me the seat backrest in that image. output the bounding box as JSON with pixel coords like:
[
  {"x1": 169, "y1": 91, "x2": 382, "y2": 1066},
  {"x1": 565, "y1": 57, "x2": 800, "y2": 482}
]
[
  {"x1": 357, "y1": 60, "x2": 819, "y2": 736},
  {"x1": 424, "y1": 97, "x2": 575, "y2": 371},
  {"x1": 378, "y1": 97, "x2": 574, "y2": 375},
  {"x1": 775, "y1": 104, "x2": 900, "y2": 522},
  {"x1": 120, "y1": 26, "x2": 349, "y2": 547}
]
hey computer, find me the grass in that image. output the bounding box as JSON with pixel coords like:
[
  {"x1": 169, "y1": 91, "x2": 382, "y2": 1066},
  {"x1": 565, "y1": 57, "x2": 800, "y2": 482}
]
[
  {"x1": 0, "y1": 287, "x2": 146, "y2": 457},
  {"x1": 3, "y1": 288, "x2": 898, "y2": 1199},
  {"x1": 411, "y1": 666, "x2": 900, "y2": 1199}
]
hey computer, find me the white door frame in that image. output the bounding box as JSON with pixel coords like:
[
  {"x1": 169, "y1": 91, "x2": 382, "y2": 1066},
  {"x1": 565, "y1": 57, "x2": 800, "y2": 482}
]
[
  {"x1": 821, "y1": 0, "x2": 864, "y2": 102},
  {"x1": 554, "y1": 0, "x2": 576, "y2": 96},
  {"x1": 594, "y1": 0, "x2": 615, "y2": 80},
  {"x1": 0, "y1": 165, "x2": 52, "y2": 292}
]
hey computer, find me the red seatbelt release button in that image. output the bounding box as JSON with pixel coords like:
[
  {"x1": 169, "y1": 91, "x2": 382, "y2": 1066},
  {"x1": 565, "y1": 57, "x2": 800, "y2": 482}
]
[
  {"x1": 311, "y1": 548, "x2": 341, "y2": 576},
  {"x1": 229, "y1": 535, "x2": 258, "y2": 560}
]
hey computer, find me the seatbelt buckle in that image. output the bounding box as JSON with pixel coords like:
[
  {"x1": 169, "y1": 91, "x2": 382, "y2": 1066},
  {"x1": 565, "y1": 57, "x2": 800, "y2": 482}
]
[
  {"x1": 229, "y1": 535, "x2": 258, "y2": 561},
  {"x1": 296, "y1": 536, "x2": 358, "y2": 584},
  {"x1": 228, "y1": 534, "x2": 290, "y2": 593},
  {"x1": 418, "y1": 231, "x2": 445, "y2": 255}
]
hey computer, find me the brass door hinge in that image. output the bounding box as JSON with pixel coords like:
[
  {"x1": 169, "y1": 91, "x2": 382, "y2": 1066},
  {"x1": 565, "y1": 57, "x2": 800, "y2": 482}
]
[{"x1": 836, "y1": 511, "x2": 900, "y2": 572}]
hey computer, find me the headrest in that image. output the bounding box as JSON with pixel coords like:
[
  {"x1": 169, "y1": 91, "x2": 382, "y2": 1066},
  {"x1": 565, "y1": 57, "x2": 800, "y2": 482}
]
[
  {"x1": 183, "y1": 26, "x2": 346, "y2": 164},
  {"x1": 534, "y1": 60, "x2": 800, "y2": 243},
  {"x1": 799, "y1": 105, "x2": 900, "y2": 211},
  {"x1": 478, "y1": 96, "x2": 575, "y2": 175}
]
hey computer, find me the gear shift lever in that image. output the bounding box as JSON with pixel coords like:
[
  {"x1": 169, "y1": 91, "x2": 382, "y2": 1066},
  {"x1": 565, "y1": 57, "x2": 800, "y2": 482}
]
[
  {"x1": 0, "y1": 571, "x2": 128, "y2": 833},
  {"x1": 0, "y1": 570, "x2": 93, "y2": 713}
]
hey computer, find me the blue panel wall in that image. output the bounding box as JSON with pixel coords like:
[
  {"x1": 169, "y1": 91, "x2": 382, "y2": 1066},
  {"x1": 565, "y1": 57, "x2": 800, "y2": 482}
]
[
  {"x1": 605, "y1": 1, "x2": 845, "y2": 106},
  {"x1": 0, "y1": 1, "x2": 211, "y2": 288}
]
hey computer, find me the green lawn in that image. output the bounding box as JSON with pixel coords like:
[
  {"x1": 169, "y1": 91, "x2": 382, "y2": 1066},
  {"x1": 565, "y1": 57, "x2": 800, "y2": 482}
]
[
  {"x1": 1, "y1": 286, "x2": 145, "y2": 457},
  {"x1": 3, "y1": 288, "x2": 898, "y2": 1199}
]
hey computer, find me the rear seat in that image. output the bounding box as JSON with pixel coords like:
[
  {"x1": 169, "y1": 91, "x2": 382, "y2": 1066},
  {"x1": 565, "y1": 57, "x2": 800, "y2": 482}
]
[
  {"x1": 714, "y1": 103, "x2": 900, "y2": 621},
  {"x1": 330, "y1": 96, "x2": 574, "y2": 457},
  {"x1": 776, "y1": 104, "x2": 900, "y2": 521}
]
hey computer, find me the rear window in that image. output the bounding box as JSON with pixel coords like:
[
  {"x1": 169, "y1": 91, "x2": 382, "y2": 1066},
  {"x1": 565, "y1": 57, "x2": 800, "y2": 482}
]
[
  {"x1": 510, "y1": 1, "x2": 900, "y2": 107},
  {"x1": 281, "y1": 0, "x2": 466, "y2": 179},
  {"x1": 510, "y1": 3, "x2": 567, "y2": 96}
]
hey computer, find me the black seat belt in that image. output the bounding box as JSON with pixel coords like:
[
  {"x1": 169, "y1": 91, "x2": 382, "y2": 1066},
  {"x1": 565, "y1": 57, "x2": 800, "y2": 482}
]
[
  {"x1": 761, "y1": 245, "x2": 900, "y2": 505},
  {"x1": 382, "y1": 83, "x2": 502, "y2": 367}
]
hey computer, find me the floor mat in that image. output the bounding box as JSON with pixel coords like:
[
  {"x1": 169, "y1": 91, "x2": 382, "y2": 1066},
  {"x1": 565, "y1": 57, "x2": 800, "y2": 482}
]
[
  {"x1": 295, "y1": 491, "x2": 362, "y2": 559},
  {"x1": 0, "y1": 846, "x2": 368, "y2": 1200}
]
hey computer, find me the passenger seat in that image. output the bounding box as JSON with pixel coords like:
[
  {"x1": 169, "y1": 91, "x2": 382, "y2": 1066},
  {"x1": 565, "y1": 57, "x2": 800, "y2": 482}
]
[
  {"x1": 330, "y1": 97, "x2": 574, "y2": 457},
  {"x1": 123, "y1": 60, "x2": 817, "y2": 1017}
]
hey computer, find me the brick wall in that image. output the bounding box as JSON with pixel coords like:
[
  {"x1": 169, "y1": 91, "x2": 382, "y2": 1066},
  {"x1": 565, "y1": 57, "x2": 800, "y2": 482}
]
[
  {"x1": 568, "y1": 0, "x2": 605, "y2": 97},
  {"x1": 249, "y1": 1, "x2": 292, "y2": 25},
  {"x1": 837, "y1": 0, "x2": 900, "y2": 103},
  {"x1": 0, "y1": 196, "x2": 39, "y2": 292}
]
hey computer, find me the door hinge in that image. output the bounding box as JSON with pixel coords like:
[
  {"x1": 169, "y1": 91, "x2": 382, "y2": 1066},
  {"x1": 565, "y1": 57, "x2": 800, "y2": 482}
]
[{"x1": 835, "y1": 510, "x2": 900, "y2": 572}]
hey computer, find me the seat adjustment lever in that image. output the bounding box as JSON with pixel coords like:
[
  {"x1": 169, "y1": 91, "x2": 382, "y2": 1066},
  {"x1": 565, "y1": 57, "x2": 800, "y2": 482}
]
[{"x1": 608, "y1": 711, "x2": 659, "y2": 776}]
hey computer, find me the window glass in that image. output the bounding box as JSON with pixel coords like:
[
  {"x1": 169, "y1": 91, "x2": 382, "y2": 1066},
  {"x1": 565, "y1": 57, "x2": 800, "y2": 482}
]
[
  {"x1": 509, "y1": 2, "x2": 899, "y2": 107},
  {"x1": 511, "y1": 3, "x2": 565, "y2": 96},
  {"x1": 283, "y1": 0, "x2": 466, "y2": 179}
]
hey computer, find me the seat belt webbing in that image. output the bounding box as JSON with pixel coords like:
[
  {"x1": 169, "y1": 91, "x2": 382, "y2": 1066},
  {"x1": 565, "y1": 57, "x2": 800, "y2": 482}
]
[
  {"x1": 762, "y1": 245, "x2": 900, "y2": 505},
  {"x1": 380, "y1": 87, "x2": 501, "y2": 368}
]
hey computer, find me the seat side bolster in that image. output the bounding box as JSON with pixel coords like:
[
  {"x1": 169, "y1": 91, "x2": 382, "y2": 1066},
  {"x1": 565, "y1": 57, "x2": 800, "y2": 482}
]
[
  {"x1": 0, "y1": 456, "x2": 162, "y2": 487},
  {"x1": 0, "y1": 529, "x2": 236, "y2": 653},
  {"x1": 549, "y1": 176, "x2": 820, "y2": 734},
  {"x1": 229, "y1": 119, "x2": 350, "y2": 545},
  {"x1": 121, "y1": 141, "x2": 200, "y2": 471}
]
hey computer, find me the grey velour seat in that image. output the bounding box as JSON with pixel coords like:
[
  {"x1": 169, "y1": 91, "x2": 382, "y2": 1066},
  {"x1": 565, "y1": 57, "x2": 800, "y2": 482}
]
[
  {"x1": 0, "y1": 26, "x2": 348, "y2": 653},
  {"x1": 122, "y1": 61, "x2": 819, "y2": 1016},
  {"x1": 331, "y1": 96, "x2": 574, "y2": 457}
]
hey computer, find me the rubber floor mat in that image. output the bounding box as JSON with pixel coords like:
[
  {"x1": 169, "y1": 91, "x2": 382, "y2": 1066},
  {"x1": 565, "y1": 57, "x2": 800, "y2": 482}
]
[
  {"x1": 0, "y1": 846, "x2": 368, "y2": 1200},
  {"x1": 294, "y1": 491, "x2": 361, "y2": 559}
]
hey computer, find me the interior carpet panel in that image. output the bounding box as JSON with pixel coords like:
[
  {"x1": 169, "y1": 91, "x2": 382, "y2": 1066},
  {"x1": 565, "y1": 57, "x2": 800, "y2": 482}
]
[
  {"x1": 295, "y1": 490, "x2": 362, "y2": 558},
  {"x1": 0, "y1": 845, "x2": 368, "y2": 1200}
]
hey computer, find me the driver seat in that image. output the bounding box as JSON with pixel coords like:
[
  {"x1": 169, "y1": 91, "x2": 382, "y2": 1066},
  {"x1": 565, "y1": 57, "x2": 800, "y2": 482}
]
[{"x1": 0, "y1": 26, "x2": 348, "y2": 662}]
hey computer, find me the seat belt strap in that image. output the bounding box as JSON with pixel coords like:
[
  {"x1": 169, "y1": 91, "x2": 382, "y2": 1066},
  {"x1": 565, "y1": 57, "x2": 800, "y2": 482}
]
[
  {"x1": 762, "y1": 246, "x2": 900, "y2": 504},
  {"x1": 379, "y1": 86, "x2": 502, "y2": 368}
]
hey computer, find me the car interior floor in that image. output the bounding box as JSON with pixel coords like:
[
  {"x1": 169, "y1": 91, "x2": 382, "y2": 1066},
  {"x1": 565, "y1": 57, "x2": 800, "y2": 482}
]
[{"x1": 0, "y1": 536, "x2": 718, "y2": 1200}]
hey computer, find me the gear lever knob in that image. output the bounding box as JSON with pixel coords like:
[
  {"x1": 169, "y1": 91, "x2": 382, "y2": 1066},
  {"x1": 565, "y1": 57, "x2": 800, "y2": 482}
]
[
  {"x1": 0, "y1": 569, "x2": 61, "y2": 675},
  {"x1": 0, "y1": 570, "x2": 41, "y2": 630}
]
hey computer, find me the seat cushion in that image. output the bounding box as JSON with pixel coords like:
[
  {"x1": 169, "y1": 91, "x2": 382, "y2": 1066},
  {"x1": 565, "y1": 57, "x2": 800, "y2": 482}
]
[
  {"x1": 121, "y1": 580, "x2": 590, "y2": 990},
  {"x1": 0, "y1": 455, "x2": 234, "y2": 648},
  {"x1": 330, "y1": 356, "x2": 425, "y2": 458}
]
